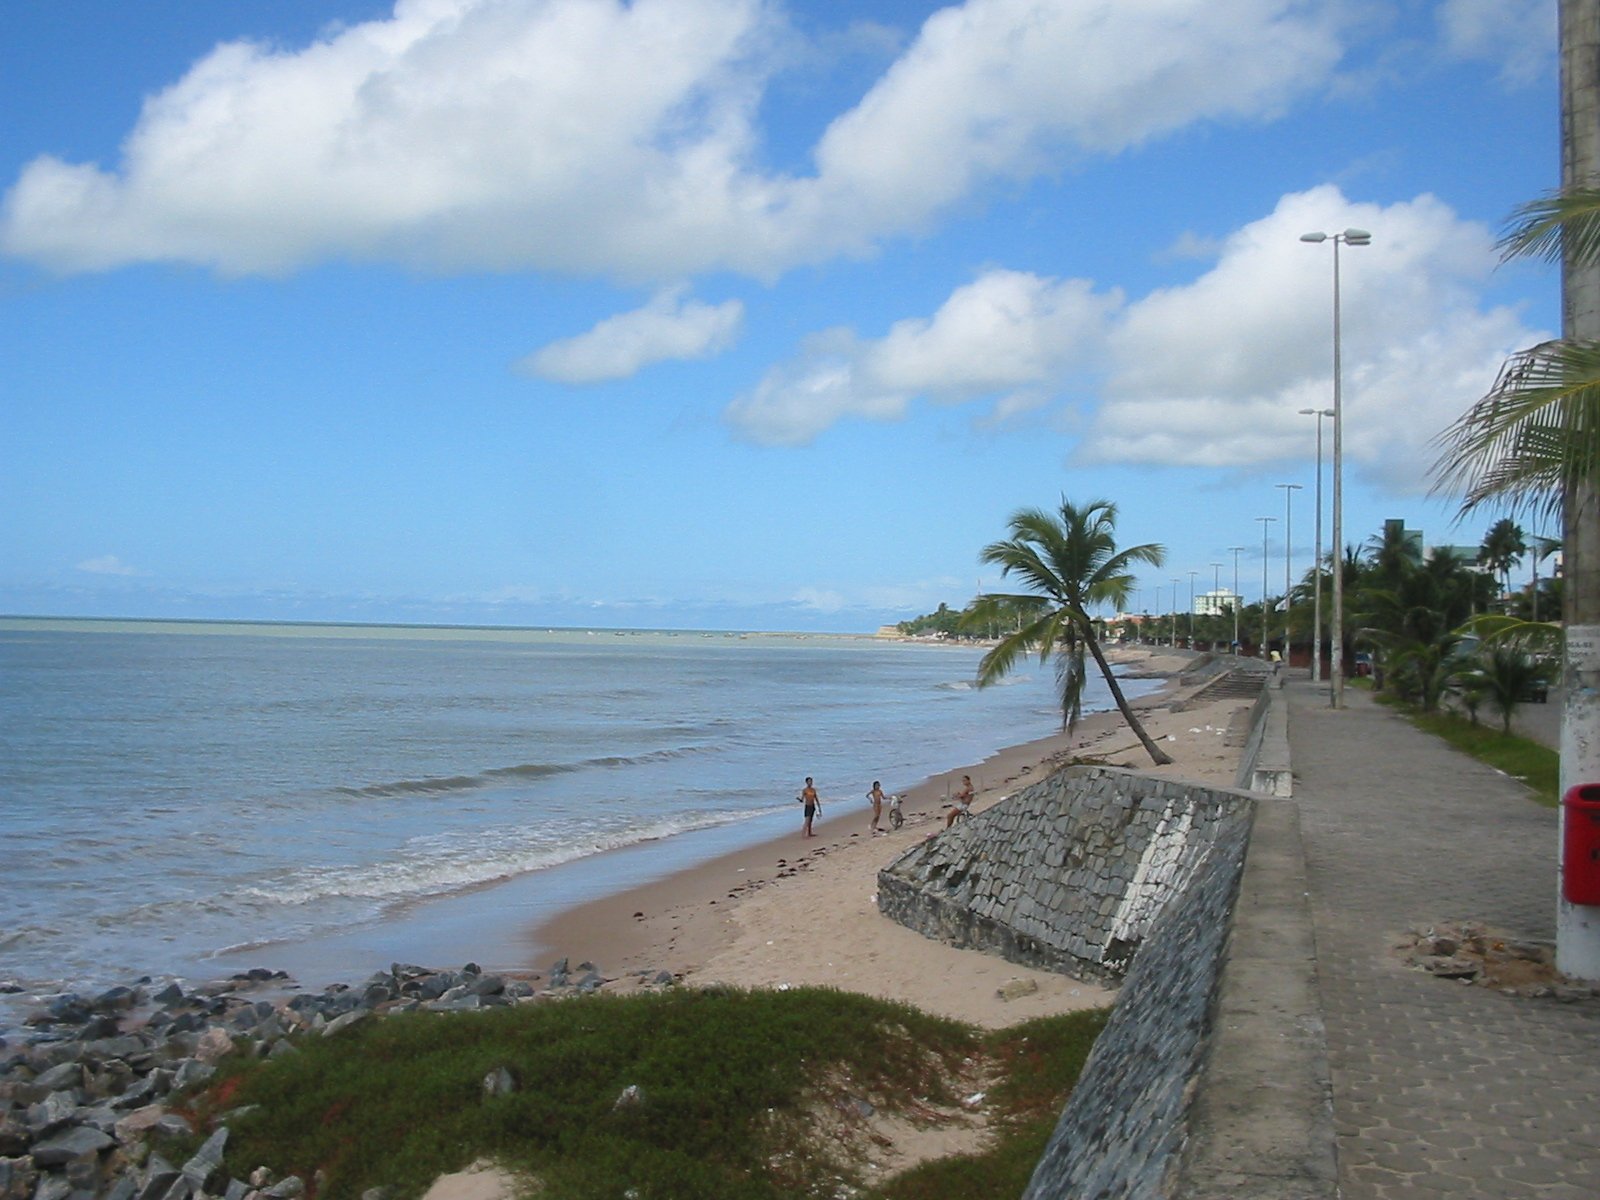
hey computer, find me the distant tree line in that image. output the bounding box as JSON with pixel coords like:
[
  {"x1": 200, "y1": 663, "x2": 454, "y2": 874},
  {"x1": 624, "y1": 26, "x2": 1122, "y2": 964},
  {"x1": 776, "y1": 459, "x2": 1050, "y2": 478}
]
[{"x1": 895, "y1": 602, "x2": 972, "y2": 639}]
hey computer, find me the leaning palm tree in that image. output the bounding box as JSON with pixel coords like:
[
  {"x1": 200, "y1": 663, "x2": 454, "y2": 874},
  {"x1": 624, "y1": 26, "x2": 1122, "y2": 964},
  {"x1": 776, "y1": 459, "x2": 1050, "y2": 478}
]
[{"x1": 966, "y1": 498, "x2": 1172, "y2": 766}]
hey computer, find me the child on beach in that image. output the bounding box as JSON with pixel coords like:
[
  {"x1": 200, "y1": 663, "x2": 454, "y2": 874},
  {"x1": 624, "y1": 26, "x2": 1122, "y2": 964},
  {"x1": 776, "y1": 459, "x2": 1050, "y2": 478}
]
[
  {"x1": 799, "y1": 777, "x2": 820, "y2": 837},
  {"x1": 945, "y1": 775, "x2": 974, "y2": 827},
  {"x1": 867, "y1": 781, "x2": 886, "y2": 835}
]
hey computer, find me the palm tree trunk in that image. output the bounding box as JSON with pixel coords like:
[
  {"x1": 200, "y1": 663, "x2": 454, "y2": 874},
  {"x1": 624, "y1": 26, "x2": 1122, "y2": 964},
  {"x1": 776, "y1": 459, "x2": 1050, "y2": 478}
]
[{"x1": 1082, "y1": 628, "x2": 1174, "y2": 765}]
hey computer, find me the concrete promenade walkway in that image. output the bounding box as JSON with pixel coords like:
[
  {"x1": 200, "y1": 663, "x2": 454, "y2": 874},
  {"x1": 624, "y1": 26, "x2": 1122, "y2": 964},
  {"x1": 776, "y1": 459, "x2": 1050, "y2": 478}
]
[{"x1": 1284, "y1": 680, "x2": 1599, "y2": 1198}]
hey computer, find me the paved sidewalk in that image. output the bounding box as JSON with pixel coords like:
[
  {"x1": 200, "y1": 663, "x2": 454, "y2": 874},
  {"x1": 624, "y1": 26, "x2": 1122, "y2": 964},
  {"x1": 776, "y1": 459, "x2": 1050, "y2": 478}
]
[{"x1": 1284, "y1": 680, "x2": 1599, "y2": 1198}]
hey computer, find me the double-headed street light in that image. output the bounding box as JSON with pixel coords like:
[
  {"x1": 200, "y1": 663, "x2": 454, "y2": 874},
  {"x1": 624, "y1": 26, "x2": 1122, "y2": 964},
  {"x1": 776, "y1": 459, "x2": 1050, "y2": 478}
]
[
  {"x1": 1256, "y1": 516, "x2": 1276, "y2": 655},
  {"x1": 1298, "y1": 407, "x2": 1334, "y2": 683},
  {"x1": 1300, "y1": 227, "x2": 1371, "y2": 708}
]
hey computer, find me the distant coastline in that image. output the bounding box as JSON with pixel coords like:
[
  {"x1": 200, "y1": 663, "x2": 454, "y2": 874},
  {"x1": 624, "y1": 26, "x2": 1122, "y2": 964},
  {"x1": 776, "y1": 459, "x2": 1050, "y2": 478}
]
[{"x1": 0, "y1": 613, "x2": 896, "y2": 642}]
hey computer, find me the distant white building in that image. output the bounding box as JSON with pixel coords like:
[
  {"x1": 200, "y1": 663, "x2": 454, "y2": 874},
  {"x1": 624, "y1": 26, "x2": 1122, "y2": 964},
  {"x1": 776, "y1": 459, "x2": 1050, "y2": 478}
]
[{"x1": 1195, "y1": 589, "x2": 1240, "y2": 617}]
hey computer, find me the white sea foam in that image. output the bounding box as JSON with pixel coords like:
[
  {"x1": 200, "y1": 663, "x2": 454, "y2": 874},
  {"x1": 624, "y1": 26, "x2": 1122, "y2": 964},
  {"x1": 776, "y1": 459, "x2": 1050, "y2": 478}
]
[
  {"x1": 0, "y1": 618, "x2": 1155, "y2": 1000},
  {"x1": 235, "y1": 806, "x2": 774, "y2": 910}
]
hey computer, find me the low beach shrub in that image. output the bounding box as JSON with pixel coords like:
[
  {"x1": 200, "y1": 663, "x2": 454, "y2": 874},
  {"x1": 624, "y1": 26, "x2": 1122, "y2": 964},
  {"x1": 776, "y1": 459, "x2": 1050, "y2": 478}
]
[
  {"x1": 865, "y1": 1009, "x2": 1108, "y2": 1200},
  {"x1": 197, "y1": 988, "x2": 1108, "y2": 1200}
]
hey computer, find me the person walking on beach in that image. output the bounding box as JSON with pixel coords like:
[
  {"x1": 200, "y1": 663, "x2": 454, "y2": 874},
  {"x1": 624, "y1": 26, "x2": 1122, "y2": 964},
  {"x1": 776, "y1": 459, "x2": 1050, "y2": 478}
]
[
  {"x1": 799, "y1": 776, "x2": 820, "y2": 837},
  {"x1": 945, "y1": 775, "x2": 974, "y2": 828},
  {"x1": 867, "y1": 781, "x2": 887, "y2": 835}
]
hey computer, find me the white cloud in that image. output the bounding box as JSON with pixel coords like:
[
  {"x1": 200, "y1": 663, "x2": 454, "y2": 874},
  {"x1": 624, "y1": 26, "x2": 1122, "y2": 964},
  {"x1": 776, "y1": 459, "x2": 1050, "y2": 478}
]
[
  {"x1": 724, "y1": 330, "x2": 910, "y2": 446},
  {"x1": 866, "y1": 271, "x2": 1117, "y2": 395},
  {"x1": 807, "y1": 0, "x2": 1343, "y2": 235},
  {"x1": 1083, "y1": 185, "x2": 1543, "y2": 494},
  {"x1": 520, "y1": 286, "x2": 743, "y2": 382},
  {"x1": 1, "y1": 0, "x2": 1350, "y2": 279},
  {"x1": 725, "y1": 269, "x2": 1115, "y2": 444},
  {"x1": 1437, "y1": 0, "x2": 1555, "y2": 88},
  {"x1": 728, "y1": 185, "x2": 1546, "y2": 493},
  {"x1": 791, "y1": 586, "x2": 847, "y2": 612},
  {"x1": 2, "y1": 0, "x2": 784, "y2": 277},
  {"x1": 76, "y1": 555, "x2": 142, "y2": 576}
]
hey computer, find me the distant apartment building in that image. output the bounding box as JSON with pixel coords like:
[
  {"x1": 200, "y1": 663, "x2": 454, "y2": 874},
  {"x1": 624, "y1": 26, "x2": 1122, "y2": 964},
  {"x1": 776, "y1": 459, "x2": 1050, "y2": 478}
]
[{"x1": 1195, "y1": 589, "x2": 1241, "y2": 617}]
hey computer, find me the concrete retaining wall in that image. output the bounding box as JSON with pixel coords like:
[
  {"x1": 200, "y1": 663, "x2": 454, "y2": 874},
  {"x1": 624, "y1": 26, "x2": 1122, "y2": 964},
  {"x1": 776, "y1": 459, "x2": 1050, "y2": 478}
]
[
  {"x1": 1022, "y1": 808, "x2": 1252, "y2": 1197},
  {"x1": 876, "y1": 766, "x2": 1254, "y2": 984},
  {"x1": 878, "y1": 683, "x2": 1335, "y2": 1198},
  {"x1": 1235, "y1": 672, "x2": 1292, "y2": 797}
]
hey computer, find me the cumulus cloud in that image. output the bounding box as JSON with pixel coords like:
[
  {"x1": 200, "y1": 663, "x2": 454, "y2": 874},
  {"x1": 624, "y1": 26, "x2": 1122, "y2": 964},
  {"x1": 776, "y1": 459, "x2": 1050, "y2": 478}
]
[
  {"x1": 520, "y1": 286, "x2": 743, "y2": 382},
  {"x1": 726, "y1": 185, "x2": 1546, "y2": 493},
  {"x1": 76, "y1": 555, "x2": 142, "y2": 576},
  {"x1": 1437, "y1": 0, "x2": 1555, "y2": 88},
  {"x1": 1085, "y1": 185, "x2": 1541, "y2": 493},
  {"x1": 725, "y1": 269, "x2": 1117, "y2": 444},
  {"x1": 807, "y1": 0, "x2": 1342, "y2": 235},
  {"x1": 1, "y1": 0, "x2": 1350, "y2": 279},
  {"x1": 2, "y1": 0, "x2": 784, "y2": 277}
]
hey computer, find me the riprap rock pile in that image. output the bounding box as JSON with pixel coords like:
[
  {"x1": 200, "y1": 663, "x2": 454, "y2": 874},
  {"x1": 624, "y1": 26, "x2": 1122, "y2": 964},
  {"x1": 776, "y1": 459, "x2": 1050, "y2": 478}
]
[{"x1": 1, "y1": 958, "x2": 671, "y2": 1200}]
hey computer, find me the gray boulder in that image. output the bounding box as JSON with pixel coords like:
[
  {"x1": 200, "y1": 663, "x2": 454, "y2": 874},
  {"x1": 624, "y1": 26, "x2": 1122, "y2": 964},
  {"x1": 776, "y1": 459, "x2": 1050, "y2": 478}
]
[
  {"x1": 29, "y1": 1124, "x2": 114, "y2": 1167},
  {"x1": 181, "y1": 1128, "x2": 228, "y2": 1190},
  {"x1": 482, "y1": 1068, "x2": 515, "y2": 1099}
]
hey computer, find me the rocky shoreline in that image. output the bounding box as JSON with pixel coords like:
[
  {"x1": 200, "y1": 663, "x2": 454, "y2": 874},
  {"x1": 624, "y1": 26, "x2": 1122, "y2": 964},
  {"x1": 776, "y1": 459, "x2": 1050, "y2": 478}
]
[{"x1": 1, "y1": 959, "x2": 661, "y2": 1200}]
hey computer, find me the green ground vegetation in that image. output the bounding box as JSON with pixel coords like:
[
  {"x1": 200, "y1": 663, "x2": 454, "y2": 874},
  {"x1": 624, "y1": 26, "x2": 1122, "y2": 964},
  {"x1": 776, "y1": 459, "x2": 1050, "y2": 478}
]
[{"x1": 179, "y1": 988, "x2": 1108, "y2": 1200}]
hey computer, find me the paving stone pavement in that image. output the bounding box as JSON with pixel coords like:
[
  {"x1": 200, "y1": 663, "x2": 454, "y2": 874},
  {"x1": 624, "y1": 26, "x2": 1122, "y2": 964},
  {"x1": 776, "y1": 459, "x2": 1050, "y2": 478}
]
[{"x1": 1284, "y1": 680, "x2": 1600, "y2": 1199}]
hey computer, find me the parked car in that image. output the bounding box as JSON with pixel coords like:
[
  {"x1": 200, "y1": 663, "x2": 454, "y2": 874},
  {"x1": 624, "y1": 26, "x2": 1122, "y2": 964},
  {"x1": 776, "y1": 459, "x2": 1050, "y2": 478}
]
[{"x1": 1353, "y1": 652, "x2": 1373, "y2": 677}]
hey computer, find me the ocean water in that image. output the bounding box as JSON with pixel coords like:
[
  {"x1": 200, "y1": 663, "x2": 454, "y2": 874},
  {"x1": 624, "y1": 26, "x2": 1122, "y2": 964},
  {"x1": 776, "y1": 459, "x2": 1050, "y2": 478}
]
[{"x1": 0, "y1": 618, "x2": 1154, "y2": 998}]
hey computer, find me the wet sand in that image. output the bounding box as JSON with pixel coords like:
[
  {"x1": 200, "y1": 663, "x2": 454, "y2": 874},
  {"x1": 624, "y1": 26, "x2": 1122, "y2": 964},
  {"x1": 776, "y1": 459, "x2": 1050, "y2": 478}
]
[{"x1": 532, "y1": 647, "x2": 1253, "y2": 1028}]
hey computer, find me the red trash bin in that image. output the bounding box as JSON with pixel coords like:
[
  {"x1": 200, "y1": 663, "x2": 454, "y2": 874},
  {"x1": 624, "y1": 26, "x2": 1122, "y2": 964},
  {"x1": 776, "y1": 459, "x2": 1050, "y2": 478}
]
[{"x1": 1561, "y1": 784, "x2": 1600, "y2": 906}]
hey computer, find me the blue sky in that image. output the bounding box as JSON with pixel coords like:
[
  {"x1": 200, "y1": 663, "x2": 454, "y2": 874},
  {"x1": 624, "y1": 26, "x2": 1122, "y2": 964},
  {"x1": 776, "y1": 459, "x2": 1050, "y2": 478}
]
[{"x1": 1, "y1": 0, "x2": 1563, "y2": 632}]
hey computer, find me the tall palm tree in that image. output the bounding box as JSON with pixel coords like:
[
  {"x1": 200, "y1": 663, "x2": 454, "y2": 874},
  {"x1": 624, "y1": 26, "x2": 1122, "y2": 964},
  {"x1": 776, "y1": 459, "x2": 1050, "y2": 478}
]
[
  {"x1": 966, "y1": 498, "x2": 1173, "y2": 766},
  {"x1": 1478, "y1": 517, "x2": 1528, "y2": 604}
]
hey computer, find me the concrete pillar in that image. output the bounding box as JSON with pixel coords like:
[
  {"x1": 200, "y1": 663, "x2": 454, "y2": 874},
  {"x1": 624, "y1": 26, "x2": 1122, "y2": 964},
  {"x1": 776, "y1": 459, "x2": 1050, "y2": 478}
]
[{"x1": 1557, "y1": 0, "x2": 1600, "y2": 981}]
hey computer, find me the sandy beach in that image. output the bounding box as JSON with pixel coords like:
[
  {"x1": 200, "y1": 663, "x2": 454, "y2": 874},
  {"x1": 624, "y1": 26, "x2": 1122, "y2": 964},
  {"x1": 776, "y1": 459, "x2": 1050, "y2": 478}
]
[{"x1": 534, "y1": 646, "x2": 1255, "y2": 1029}]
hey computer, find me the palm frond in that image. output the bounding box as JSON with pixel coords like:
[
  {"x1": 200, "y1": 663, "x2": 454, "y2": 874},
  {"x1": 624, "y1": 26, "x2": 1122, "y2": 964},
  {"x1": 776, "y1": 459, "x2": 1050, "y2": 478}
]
[
  {"x1": 1499, "y1": 187, "x2": 1600, "y2": 266},
  {"x1": 1430, "y1": 339, "x2": 1600, "y2": 519},
  {"x1": 1461, "y1": 613, "x2": 1565, "y2": 657},
  {"x1": 1053, "y1": 643, "x2": 1089, "y2": 730},
  {"x1": 975, "y1": 608, "x2": 1072, "y2": 690},
  {"x1": 980, "y1": 529, "x2": 1070, "y2": 604},
  {"x1": 1088, "y1": 543, "x2": 1167, "y2": 610}
]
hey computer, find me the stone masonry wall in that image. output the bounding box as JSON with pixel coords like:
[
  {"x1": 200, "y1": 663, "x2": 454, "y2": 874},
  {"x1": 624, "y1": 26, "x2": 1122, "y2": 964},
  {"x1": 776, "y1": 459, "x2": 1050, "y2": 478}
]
[
  {"x1": 1021, "y1": 811, "x2": 1253, "y2": 1198},
  {"x1": 876, "y1": 766, "x2": 1254, "y2": 985}
]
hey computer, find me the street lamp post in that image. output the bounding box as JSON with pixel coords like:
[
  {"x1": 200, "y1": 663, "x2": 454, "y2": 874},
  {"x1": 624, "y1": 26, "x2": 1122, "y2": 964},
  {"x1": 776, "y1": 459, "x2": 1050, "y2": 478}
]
[
  {"x1": 1229, "y1": 546, "x2": 1245, "y2": 652},
  {"x1": 1276, "y1": 482, "x2": 1303, "y2": 668},
  {"x1": 1209, "y1": 562, "x2": 1222, "y2": 646},
  {"x1": 1257, "y1": 516, "x2": 1276, "y2": 656},
  {"x1": 1298, "y1": 407, "x2": 1334, "y2": 684},
  {"x1": 1171, "y1": 578, "x2": 1181, "y2": 648},
  {"x1": 1300, "y1": 228, "x2": 1371, "y2": 708},
  {"x1": 1187, "y1": 570, "x2": 1198, "y2": 644}
]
